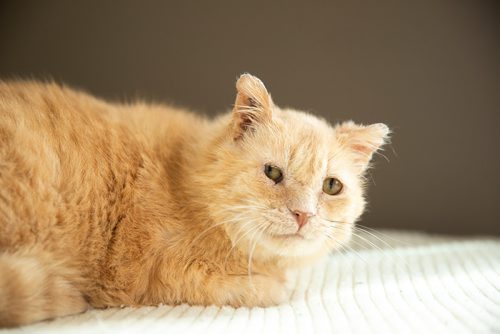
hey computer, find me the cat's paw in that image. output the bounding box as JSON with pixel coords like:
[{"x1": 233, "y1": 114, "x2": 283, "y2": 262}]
[{"x1": 237, "y1": 275, "x2": 290, "y2": 307}]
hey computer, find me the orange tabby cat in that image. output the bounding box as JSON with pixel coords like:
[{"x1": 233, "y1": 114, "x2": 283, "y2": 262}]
[{"x1": 0, "y1": 74, "x2": 389, "y2": 327}]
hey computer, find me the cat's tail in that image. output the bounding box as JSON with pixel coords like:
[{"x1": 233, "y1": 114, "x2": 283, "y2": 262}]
[{"x1": 0, "y1": 250, "x2": 88, "y2": 327}]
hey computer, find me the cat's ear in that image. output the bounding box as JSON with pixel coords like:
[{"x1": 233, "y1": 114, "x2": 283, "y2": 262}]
[
  {"x1": 335, "y1": 121, "x2": 390, "y2": 173},
  {"x1": 231, "y1": 73, "x2": 273, "y2": 140}
]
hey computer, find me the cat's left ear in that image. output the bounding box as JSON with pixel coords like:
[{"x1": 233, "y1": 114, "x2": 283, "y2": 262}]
[
  {"x1": 335, "y1": 121, "x2": 390, "y2": 173},
  {"x1": 231, "y1": 73, "x2": 274, "y2": 140}
]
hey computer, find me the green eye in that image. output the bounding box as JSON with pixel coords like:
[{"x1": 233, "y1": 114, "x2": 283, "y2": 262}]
[
  {"x1": 264, "y1": 164, "x2": 283, "y2": 184},
  {"x1": 323, "y1": 177, "x2": 343, "y2": 195}
]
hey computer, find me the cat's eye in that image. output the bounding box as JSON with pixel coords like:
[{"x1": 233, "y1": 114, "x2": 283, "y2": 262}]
[
  {"x1": 323, "y1": 177, "x2": 343, "y2": 195},
  {"x1": 264, "y1": 164, "x2": 283, "y2": 184}
]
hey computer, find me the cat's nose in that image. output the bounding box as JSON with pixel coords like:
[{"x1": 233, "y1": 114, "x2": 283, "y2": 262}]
[{"x1": 292, "y1": 210, "x2": 312, "y2": 229}]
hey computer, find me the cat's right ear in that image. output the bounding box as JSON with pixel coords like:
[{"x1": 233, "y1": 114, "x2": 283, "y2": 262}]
[{"x1": 231, "y1": 74, "x2": 273, "y2": 140}]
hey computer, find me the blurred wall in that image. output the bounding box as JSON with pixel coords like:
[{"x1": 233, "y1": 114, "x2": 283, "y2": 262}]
[{"x1": 1, "y1": 0, "x2": 499, "y2": 235}]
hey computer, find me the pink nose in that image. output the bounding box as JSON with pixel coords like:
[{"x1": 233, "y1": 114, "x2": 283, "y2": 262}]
[{"x1": 293, "y1": 210, "x2": 311, "y2": 229}]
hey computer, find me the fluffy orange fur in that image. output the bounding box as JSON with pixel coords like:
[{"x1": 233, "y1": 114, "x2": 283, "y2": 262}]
[{"x1": 0, "y1": 74, "x2": 389, "y2": 327}]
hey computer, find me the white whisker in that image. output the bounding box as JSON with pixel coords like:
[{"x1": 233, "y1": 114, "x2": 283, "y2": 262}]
[{"x1": 224, "y1": 220, "x2": 265, "y2": 267}]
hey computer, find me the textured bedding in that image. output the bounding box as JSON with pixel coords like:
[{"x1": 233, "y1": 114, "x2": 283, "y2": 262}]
[{"x1": 3, "y1": 230, "x2": 499, "y2": 334}]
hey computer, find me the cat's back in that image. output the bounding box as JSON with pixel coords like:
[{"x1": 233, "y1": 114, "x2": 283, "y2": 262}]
[
  {"x1": 0, "y1": 80, "x2": 129, "y2": 188},
  {"x1": 0, "y1": 80, "x2": 147, "y2": 250},
  {"x1": 0, "y1": 80, "x2": 208, "y2": 253},
  {"x1": 0, "y1": 80, "x2": 206, "y2": 158},
  {"x1": 0, "y1": 80, "x2": 115, "y2": 144}
]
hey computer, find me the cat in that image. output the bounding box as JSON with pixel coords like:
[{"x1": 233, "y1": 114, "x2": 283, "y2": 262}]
[{"x1": 0, "y1": 74, "x2": 389, "y2": 327}]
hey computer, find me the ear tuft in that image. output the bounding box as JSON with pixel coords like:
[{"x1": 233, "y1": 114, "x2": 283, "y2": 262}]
[
  {"x1": 336, "y1": 121, "x2": 390, "y2": 173},
  {"x1": 232, "y1": 74, "x2": 273, "y2": 140}
]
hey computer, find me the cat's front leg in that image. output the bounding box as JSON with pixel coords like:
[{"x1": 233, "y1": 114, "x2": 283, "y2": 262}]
[{"x1": 206, "y1": 273, "x2": 291, "y2": 308}]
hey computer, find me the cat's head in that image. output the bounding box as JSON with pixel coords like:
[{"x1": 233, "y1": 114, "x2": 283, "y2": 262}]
[{"x1": 202, "y1": 74, "x2": 389, "y2": 260}]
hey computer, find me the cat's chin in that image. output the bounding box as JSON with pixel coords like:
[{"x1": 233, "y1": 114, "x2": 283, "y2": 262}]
[
  {"x1": 257, "y1": 226, "x2": 352, "y2": 260},
  {"x1": 258, "y1": 232, "x2": 330, "y2": 259}
]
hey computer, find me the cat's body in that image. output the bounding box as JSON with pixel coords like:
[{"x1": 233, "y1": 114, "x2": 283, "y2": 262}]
[{"x1": 0, "y1": 75, "x2": 389, "y2": 327}]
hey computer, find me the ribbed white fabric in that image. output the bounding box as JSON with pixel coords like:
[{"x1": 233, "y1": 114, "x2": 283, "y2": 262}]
[{"x1": 3, "y1": 230, "x2": 499, "y2": 334}]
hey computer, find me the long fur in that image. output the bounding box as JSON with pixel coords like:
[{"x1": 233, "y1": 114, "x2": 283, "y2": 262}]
[{"x1": 0, "y1": 74, "x2": 389, "y2": 327}]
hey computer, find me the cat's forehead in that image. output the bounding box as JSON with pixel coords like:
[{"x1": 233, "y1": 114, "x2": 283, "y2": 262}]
[
  {"x1": 279, "y1": 108, "x2": 333, "y2": 150},
  {"x1": 245, "y1": 108, "x2": 342, "y2": 178},
  {"x1": 286, "y1": 135, "x2": 328, "y2": 182},
  {"x1": 274, "y1": 109, "x2": 335, "y2": 177}
]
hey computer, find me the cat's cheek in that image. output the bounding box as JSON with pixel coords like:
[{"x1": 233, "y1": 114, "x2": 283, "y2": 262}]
[{"x1": 319, "y1": 193, "x2": 361, "y2": 223}]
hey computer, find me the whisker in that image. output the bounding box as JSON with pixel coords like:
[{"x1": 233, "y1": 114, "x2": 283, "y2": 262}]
[
  {"x1": 323, "y1": 236, "x2": 358, "y2": 276},
  {"x1": 327, "y1": 224, "x2": 410, "y2": 271},
  {"x1": 354, "y1": 227, "x2": 410, "y2": 270},
  {"x1": 223, "y1": 220, "x2": 266, "y2": 268},
  {"x1": 350, "y1": 231, "x2": 385, "y2": 253},
  {"x1": 324, "y1": 233, "x2": 368, "y2": 265},
  {"x1": 355, "y1": 224, "x2": 410, "y2": 247},
  {"x1": 187, "y1": 220, "x2": 230, "y2": 249}
]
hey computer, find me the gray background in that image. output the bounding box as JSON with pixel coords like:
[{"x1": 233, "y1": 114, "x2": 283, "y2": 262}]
[{"x1": 1, "y1": 0, "x2": 499, "y2": 235}]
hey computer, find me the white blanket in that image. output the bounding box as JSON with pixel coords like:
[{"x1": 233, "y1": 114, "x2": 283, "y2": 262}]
[{"x1": 3, "y1": 230, "x2": 500, "y2": 334}]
